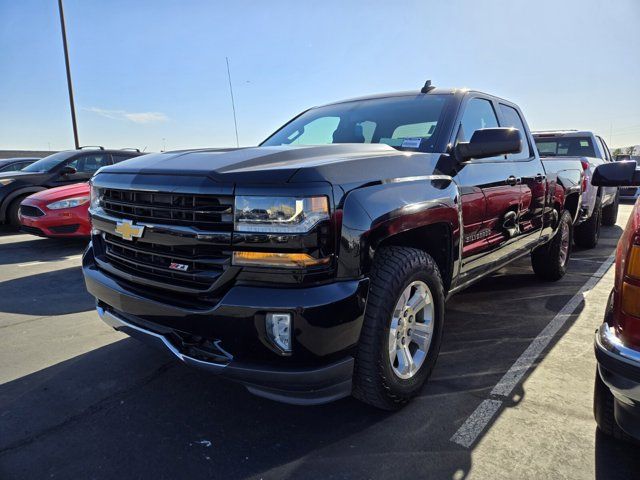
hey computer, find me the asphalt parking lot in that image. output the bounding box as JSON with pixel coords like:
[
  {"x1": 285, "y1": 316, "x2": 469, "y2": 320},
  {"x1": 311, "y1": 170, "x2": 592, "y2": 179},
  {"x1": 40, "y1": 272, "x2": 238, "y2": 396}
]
[{"x1": 1, "y1": 205, "x2": 639, "y2": 480}]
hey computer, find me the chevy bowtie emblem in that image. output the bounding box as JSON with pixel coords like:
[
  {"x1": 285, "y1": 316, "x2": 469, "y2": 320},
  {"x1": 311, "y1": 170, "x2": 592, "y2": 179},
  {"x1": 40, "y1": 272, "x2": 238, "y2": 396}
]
[{"x1": 114, "y1": 220, "x2": 145, "y2": 241}]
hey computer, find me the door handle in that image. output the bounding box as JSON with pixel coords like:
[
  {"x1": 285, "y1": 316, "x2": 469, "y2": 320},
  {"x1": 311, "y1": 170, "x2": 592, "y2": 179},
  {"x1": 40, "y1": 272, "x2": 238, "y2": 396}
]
[
  {"x1": 534, "y1": 173, "x2": 546, "y2": 183},
  {"x1": 506, "y1": 176, "x2": 521, "y2": 186}
]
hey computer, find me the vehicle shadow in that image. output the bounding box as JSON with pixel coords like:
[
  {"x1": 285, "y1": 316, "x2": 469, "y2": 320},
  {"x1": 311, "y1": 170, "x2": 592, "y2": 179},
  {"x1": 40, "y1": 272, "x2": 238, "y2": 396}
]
[
  {"x1": 594, "y1": 429, "x2": 640, "y2": 479},
  {"x1": 0, "y1": 338, "x2": 405, "y2": 480},
  {"x1": 0, "y1": 237, "x2": 87, "y2": 266},
  {"x1": 0, "y1": 266, "x2": 94, "y2": 316}
]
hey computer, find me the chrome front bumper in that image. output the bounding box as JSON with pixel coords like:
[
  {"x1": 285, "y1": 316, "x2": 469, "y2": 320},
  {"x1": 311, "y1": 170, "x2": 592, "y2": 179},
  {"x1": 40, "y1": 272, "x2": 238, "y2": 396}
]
[
  {"x1": 596, "y1": 323, "x2": 640, "y2": 367},
  {"x1": 96, "y1": 305, "x2": 355, "y2": 405},
  {"x1": 596, "y1": 323, "x2": 640, "y2": 397},
  {"x1": 97, "y1": 305, "x2": 231, "y2": 373}
]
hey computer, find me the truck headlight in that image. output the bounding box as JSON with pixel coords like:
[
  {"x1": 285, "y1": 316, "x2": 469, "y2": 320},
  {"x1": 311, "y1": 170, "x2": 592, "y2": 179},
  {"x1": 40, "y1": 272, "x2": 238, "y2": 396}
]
[
  {"x1": 234, "y1": 195, "x2": 329, "y2": 233},
  {"x1": 47, "y1": 196, "x2": 90, "y2": 210},
  {"x1": 233, "y1": 195, "x2": 331, "y2": 268},
  {"x1": 90, "y1": 183, "x2": 102, "y2": 210}
]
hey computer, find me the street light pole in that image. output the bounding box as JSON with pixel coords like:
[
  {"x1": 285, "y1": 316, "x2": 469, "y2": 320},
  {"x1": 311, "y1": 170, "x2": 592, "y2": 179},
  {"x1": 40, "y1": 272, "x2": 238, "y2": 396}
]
[{"x1": 57, "y1": 0, "x2": 79, "y2": 149}]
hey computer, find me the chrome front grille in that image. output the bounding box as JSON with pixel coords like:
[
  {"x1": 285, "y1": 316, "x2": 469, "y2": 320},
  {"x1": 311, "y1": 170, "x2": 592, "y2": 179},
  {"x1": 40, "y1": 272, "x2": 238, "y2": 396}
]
[{"x1": 101, "y1": 189, "x2": 234, "y2": 229}]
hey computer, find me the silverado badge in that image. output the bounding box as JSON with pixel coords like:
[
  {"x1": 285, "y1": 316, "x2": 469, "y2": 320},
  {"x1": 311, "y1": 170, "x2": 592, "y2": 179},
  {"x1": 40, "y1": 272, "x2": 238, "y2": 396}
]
[{"x1": 114, "y1": 220, "x2": 145, "y2": 241}]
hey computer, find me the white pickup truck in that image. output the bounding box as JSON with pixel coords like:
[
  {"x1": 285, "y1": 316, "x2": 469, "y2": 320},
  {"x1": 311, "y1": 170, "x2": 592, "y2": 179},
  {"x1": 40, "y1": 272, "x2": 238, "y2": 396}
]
[{"x1": 533, "y1": 130, "x2": 619, "y2": 248}]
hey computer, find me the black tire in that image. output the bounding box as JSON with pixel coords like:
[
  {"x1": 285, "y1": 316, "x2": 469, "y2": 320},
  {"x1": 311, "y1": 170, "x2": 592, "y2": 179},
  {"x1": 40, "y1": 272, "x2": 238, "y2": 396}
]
[
  {"x1": 7, "y1": 195, "x2": 29, "y2": 228},
  {"x1": 352, "y1": 246, "x2": 445, "y2": 410},
  {"x1": 574, "y1": 196, "x2": 602, "y2": 248},
  {"x1": 594, "y1": 370, "x2": 633, "y2": 442},
  {"x1": 601, "y1": 191, "x2": 620, "y2": 227},
  {"x1": 531, "y1": 209, "x2": 572, "y2": 281}
]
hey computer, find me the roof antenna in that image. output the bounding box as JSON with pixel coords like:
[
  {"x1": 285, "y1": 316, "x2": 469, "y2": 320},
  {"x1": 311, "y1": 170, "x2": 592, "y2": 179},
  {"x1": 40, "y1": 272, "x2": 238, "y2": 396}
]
[
  {"x1": 226, "y1": 57, "x2": 240, "y2": 148},
  {"x1": 421, "y1": 80, "x2": 436, "y2": 94}
]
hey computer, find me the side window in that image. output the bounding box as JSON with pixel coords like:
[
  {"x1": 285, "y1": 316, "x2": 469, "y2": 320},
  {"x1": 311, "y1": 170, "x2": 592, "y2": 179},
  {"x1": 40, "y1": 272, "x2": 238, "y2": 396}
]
[
  {"x1": 458, "y1": 98, "x2": 499, "y2": 142},
  {"x1": 67, "y1": 154, "x2": 111, "y2": 174},
  {"x1": 499, "y1": 104, "x2": 531, "y2": 160},
  {"x1": 4, "y1": 162, "x2": 26, "y2": 172},
  {"x1": 112, "y1": 154, "x2": 133, "y2": 164},
  {"x1": 596, "y1": 136, "x2": 612, "y2": 161}
]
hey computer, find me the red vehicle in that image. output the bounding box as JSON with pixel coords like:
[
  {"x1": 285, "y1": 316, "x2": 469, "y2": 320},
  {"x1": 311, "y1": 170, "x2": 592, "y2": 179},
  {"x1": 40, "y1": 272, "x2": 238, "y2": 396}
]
[
  {"x1": 593, "y1": 161, "x2": 640, "y2": 442},
  {"x1": 18, "y1": 182, "x2": 90, "y2": 237}
]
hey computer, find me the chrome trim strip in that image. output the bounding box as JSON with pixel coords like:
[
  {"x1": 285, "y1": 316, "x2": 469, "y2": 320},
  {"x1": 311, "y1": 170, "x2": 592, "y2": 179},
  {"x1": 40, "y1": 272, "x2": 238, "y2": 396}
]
[
  {"x1": 596, "y1": 323, "x2": 640, "y2": 366},
  {"x1": 96, "y1": 305, "x2": 231, "y2": 368}
]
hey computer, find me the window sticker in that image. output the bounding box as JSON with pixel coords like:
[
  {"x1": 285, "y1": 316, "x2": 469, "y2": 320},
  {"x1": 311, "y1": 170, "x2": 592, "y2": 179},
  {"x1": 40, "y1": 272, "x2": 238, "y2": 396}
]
[
  {"x1": 580, "y1": 140, "x2": 589, "y2": 147},
  {"x1": 401, "y1": 138, "x2": 422, "y2": 148}
]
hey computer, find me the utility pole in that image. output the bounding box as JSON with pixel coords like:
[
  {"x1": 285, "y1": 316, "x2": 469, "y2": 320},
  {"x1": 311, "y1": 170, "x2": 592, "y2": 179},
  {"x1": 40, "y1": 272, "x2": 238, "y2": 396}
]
[
  {"x1": 57, "y1": 0, "x2": 80, "y2": 149},
  {"x1": 226, "y1": 57, "x2": 240, "y2": 147}
]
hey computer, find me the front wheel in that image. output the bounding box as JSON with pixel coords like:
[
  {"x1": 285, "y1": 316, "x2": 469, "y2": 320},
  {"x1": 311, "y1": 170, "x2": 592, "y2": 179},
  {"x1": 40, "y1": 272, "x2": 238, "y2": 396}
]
[
  {"x1": 531, "y1": 209, "x2": 572, "y2": 281},
  {"x1": 594, "y1": 370, "x2": 632, "y2": 442},
  {"x1": 7, "y1": 195, "x2": 29, "y2": 228},
  {"x1": 352, "y1": 247, "x2": 445, "y2": 410}
]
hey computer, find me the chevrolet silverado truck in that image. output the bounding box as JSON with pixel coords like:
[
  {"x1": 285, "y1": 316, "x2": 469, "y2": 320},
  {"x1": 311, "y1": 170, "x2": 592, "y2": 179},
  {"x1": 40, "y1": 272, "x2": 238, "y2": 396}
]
[
  {"x1": 83, "y1": 85, "x2": 584, "y2": 409},
  {"x1": 533, "y1": 130, "x2": 620, "y2": 247}
]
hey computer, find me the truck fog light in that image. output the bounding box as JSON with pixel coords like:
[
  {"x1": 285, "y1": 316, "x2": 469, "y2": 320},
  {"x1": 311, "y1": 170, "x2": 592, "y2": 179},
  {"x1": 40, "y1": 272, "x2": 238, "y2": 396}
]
[{"x1": 266, "y1": 313, "x2": 292, "y2": 352}]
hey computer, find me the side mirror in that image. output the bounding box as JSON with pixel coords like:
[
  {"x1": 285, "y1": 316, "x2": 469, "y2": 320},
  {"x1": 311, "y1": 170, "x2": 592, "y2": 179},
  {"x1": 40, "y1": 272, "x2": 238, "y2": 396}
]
[
  {"x1": 59, "y1": 165, "x2": 77, "y2": 176},
  {"x1": 592, "y1": 161, "x2": 640, "y2": 186},
  {"x1": 456, "y1": 128, "x2": 522, "y2": 161}
]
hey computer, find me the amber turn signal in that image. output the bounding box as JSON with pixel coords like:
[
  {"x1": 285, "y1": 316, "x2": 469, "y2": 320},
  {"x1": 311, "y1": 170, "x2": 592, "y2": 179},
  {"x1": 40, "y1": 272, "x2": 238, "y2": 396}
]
[
  {"x1": 621, "y1": 282, "x2": 640, "y2": 318},
  {"x1": 626, "y1": 246, "x2": 640, "y2": 280},
  {"x1": 232, "y1": 251, "x2": 330, "y2": 268}
]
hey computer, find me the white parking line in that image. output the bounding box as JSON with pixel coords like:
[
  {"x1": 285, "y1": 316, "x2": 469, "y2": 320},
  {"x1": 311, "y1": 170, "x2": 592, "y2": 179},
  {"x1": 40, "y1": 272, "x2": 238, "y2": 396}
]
[
  {"x1": 17, "y1": 254, "x2": 83, "y2": 268},
  {"x1": 450, "y1": 252, "x2": 616, "y2": 448}
]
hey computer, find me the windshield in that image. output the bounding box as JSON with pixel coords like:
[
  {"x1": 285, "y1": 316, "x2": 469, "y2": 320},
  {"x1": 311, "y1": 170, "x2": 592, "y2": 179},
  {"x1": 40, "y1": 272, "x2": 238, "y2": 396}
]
[
  {"x1": 262, "y1": 95, "x2": 450, "y2": 152},
  {"x1": 21, "y1": 151, "x2": 76, "y2": 173},
  {"x1": 534, "y1": 136, "x2": 596, "y2": 158}
]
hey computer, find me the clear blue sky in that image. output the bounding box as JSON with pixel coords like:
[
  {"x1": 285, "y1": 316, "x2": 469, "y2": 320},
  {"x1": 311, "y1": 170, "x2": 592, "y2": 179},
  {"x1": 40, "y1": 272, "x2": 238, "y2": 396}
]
[{"x1": 1, "y1": 0, "x2": 639, "y2": 152}]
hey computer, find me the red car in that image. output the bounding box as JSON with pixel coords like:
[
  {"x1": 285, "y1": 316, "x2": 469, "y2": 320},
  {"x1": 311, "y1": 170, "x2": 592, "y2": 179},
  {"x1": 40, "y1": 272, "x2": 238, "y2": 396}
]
[
  {"x1": 19, "y1": 182, "x2": 90, "y2": 237},
  {"x1": 593, "y1": 161, "x2": 640, "y2": 442}
]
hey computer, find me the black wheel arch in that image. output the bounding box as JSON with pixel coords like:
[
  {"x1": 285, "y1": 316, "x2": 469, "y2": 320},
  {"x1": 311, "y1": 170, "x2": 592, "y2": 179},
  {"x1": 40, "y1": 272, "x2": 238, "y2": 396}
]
[
  {"x1": 336, "y1": 178, "x2": 460, "y2": 294},
  {"x1": 0, "y1": 186, "x2": 47, "y2": 222}
]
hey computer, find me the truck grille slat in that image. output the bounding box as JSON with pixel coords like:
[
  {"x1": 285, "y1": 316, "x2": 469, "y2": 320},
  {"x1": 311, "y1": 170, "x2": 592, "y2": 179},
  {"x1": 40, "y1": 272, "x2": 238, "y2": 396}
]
[
  {"x1": 95, "y1": 188, "x2": 235, "y2": 294},
  {"x1": 102, "y1": 233, "x2": 229, "y2": 292},
  {"x1": 102, "y1": 189, "x2": 234, "y2": 229}
]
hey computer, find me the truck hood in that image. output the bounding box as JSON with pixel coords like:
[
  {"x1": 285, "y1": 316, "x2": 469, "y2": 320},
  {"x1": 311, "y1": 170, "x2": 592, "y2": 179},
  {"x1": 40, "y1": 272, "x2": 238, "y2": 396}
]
[{"x1": 97, "y1": 144, "x2": 449, "y2": 186}]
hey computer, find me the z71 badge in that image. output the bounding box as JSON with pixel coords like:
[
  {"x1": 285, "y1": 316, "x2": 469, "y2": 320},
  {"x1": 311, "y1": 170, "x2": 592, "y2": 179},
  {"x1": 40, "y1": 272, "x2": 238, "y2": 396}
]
[{"x1": 169, "y1": 262, "x2": 189, "y2": 272}]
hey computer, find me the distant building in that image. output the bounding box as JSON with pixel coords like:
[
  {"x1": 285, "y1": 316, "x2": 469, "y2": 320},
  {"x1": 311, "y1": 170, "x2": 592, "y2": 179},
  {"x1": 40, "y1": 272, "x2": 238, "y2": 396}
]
[{"x1": 0, "y1": 150, "x2": 56, "y2": 159}]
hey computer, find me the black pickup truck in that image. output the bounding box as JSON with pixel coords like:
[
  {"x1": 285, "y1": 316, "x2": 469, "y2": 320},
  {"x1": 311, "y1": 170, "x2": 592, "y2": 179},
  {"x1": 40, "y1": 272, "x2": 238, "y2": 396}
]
[{"x1": 83, "y1": 84, "x2": 583, "y2": 409}]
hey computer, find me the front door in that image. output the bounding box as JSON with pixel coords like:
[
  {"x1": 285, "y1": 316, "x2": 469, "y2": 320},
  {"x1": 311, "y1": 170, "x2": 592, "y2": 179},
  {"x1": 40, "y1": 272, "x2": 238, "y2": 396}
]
[
  {"x1": 52, "y1": 153, "x2": 112, "y2": 186},
  {"x1": 454, "y1": 96, "x2": 523, "y2": 284}
]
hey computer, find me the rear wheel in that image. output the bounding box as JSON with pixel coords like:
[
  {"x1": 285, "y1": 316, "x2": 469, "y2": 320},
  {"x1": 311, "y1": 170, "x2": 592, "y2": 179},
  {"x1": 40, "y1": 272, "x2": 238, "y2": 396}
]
[
  {"x1": 352, "y1": 247, "x2": 445, "y2": 410},
  {"x1": 531, "y1": 209, "x2": 572, "y2": 281},
  {"x1": 601, "y1": 192, "x2": 620, "y2": 227},
  {"x1": 574, "y1": 196, "x2": 601, "y2": 248}
]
